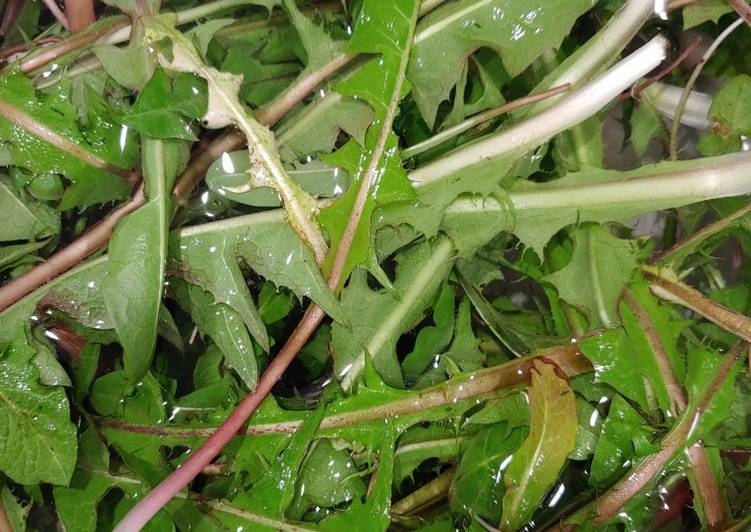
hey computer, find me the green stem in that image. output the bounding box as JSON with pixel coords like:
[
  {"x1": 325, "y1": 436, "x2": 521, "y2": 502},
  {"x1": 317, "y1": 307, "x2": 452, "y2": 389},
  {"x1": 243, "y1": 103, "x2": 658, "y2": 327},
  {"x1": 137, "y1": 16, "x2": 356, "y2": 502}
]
[
  {"x1": 643, "y1": 269, "x2": 751, "y2": 343},
  {"x1": 391, "y1": 467, "x2": 455, "y2": 515},
  {"x1": 401, "y1": 83, "x2": 571, "y2": 160},
  {"x1": 669, "y1": 17, "x2": 744, "y2": 160},
  {"x1": 410, "y1": 37, "x2": 668, "y2": 188},
  {"x1": 655, "y1": 202, "x2": 751, "y2": 266},
  {"x1": 98, "y1": 344, "x2": 589, "y2": 439}
]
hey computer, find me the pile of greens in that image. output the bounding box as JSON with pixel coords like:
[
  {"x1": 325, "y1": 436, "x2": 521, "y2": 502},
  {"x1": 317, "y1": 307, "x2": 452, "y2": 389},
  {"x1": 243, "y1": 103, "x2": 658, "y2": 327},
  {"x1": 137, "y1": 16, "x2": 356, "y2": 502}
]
[{"x1": 0, "y1": 0, "x2": 750, "y2": 530}]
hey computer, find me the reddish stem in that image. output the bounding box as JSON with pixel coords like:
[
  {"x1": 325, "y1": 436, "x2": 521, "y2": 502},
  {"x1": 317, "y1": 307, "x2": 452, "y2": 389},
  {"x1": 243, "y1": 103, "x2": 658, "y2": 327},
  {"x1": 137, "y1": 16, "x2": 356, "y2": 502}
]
[
  {"x1": 16, "y1": 16, "x2": 129, "y2": 74},
  {"x1": 0, "y1": 36, "x2": 63, "y2": 60},
  {"x1": 0, "y1": 186, "x2": 144, "y2": 312},
  {"x1": 63, "y1": 0, "x2": 95, "y2": 33},
  {"x1": 729, "y1": 0, "x2": 751, "y2": 28}
]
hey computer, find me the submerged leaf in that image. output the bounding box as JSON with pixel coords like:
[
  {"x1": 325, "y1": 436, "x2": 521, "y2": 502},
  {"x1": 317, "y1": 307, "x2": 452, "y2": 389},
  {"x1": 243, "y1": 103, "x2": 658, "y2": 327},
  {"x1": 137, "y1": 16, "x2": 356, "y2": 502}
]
[{"x1": 0, "y1": 72, "x2": 132, "y2": 208}]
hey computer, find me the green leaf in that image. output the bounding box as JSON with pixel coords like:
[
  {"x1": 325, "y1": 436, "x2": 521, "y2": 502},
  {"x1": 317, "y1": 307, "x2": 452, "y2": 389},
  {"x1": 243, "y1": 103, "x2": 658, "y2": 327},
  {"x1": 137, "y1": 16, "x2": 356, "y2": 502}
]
[
  {"x1": 407, "y1": 0, "x2": 593, "y2": 127},
  {"x1": 287, "y1": 438, "x2": 367, "y2": 520},
  {"x1": 450, "y1": 425, "x2": 527, "y2": 521},
  {"x1": 318, "y1": 0, "x2": 419, "y2": 286},
  {"x1": 332, "y1": 237, "x2": 455, "y2": 389},
  {"x1": 143, "y1": 14, "x2": 329, "y2": 264},
  {"x1": 121, "y1": 68, "x2": 207, "y2": 140},
  {"x1": 282, "y1": 0, "x2": 342, "y2": 71},
  {"x1": 235, "y1": 407, "x2": 324, "y2": 518},
  {"x1": 393, "y1": 424, "x2": 469, "y2": 486},
  {"x1": 168, "y1": 209, "x2": 345, "y2": 326},
  {"x1": 103, "y1": 138, "x2": 182, "y2": 381},
  {"x1": 0, "y1": 179, "x2": 58, "y2": 242},
  {"x1": 684, "y1": 0, "x2": 733, "y2": 29},
  {"x1": 172, "y1": 279, "x2": 258, "y2": 389},
  {"x1": 402, "y1": 281, "x2": 455, "y2": 379},
  {"x1": 206, "y1": 151, "x2": 348, "y2": 208},
  {"x1": 699, "y1": 76, "x2": 751, "y2": 155},
  {"x1": 275, "y1": 89, "x2": 374, "y2": 161},
  {"x1": 630, "y1": 101, "x2": 664, "y2": 159},
  {"x1": 544, "y1": 224, "x2": 639, "y2": 328},
  {"x1": 500, "y1": 360, "x2": 577, "y2": 531},
  {"x1": 0, "y1": 330, "x2": 77, "y2": 485},
  {"x1": 589, "y1": 395, "x2": 654, "y2": 489},
  {"x1": 578, "y1": 281, "x2": 688, "y2": 417},
  {"x1": 0, "y1": 72, "x2": 132, "y2": 209},
  {"x1": 55, "y1": 472, "x2": 116, "y2": 532},
  {"x1": 93, "y1": 20, "x2": 158, "y2": 90}
]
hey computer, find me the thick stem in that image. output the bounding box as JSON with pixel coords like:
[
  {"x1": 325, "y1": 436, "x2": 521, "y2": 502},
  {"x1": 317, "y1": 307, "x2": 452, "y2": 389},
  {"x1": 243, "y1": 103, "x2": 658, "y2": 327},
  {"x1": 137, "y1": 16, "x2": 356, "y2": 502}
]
[
  {"x1": 623, "y1": 39, "x2": 701, "y2": 101},
  {"x1": 729, "y1": 0, "x2": 751, "y2": 27},
  {"x1": 410, "y1": 36, "x2": 669, "y2": 188},
  {"x1": 642, "y1": 82, "x2": 713, "y2": 130},
  {"x1": 0, "y1": 187, "x2": 144, "y2": 312},
  {"x1": 99, "y1": 345, "x2": 590, "y2": 439},
  {"x1": 669, "y1": 17, "x2": 745, "y2": 160},
  {"x1": 63, "y1": 0, "x2": 95, "y2": 33},
  {"x1": 439, "y1": 151, "x2": 751, "y2": 212},
  {"x1": 401, "y1": 83, "x2": 571, "y2": 160},
  {"x1": 687, "y1": 443, "x2": 727, "y2": 531},
  {"x1": 644, "y1": 270, "x2": 751, "y2": 343},
  {"x1": 520, "y1": 0, "x2": 657, "y2": 118}
]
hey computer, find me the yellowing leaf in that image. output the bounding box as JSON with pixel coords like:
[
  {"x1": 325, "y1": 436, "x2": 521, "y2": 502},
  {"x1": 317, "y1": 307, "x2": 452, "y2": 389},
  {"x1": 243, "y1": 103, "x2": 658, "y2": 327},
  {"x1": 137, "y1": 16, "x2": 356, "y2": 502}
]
[{"x1": 500, "y1": 360, "x2": 577, "y2": 531}]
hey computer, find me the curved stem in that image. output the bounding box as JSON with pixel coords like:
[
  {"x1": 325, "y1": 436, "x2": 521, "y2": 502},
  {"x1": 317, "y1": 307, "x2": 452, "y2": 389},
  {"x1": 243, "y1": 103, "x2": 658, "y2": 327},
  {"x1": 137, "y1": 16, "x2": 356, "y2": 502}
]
[
  {"x1": 642, "y1": 82, "x2": 713, "y2": 130},
  {"x1": 669, "y1": 17, "x2": 745, "y2": 160}
]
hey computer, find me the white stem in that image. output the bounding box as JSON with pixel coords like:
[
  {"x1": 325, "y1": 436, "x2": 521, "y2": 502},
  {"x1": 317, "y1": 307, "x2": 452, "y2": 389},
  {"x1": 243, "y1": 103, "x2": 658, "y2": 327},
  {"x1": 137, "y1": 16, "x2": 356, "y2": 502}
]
[
  {"x1": 520, "y1": 0, "x2": 656, "y2": 117},
  {"x1": 444, "y1": 151, "x2": 751, "y2": 214},
  {"x1": 642, "y1": 82, "x2": 713, "y2": 130},
  {"x1": 410, "y1": 36, "x2": 669, "y2": 188}
]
